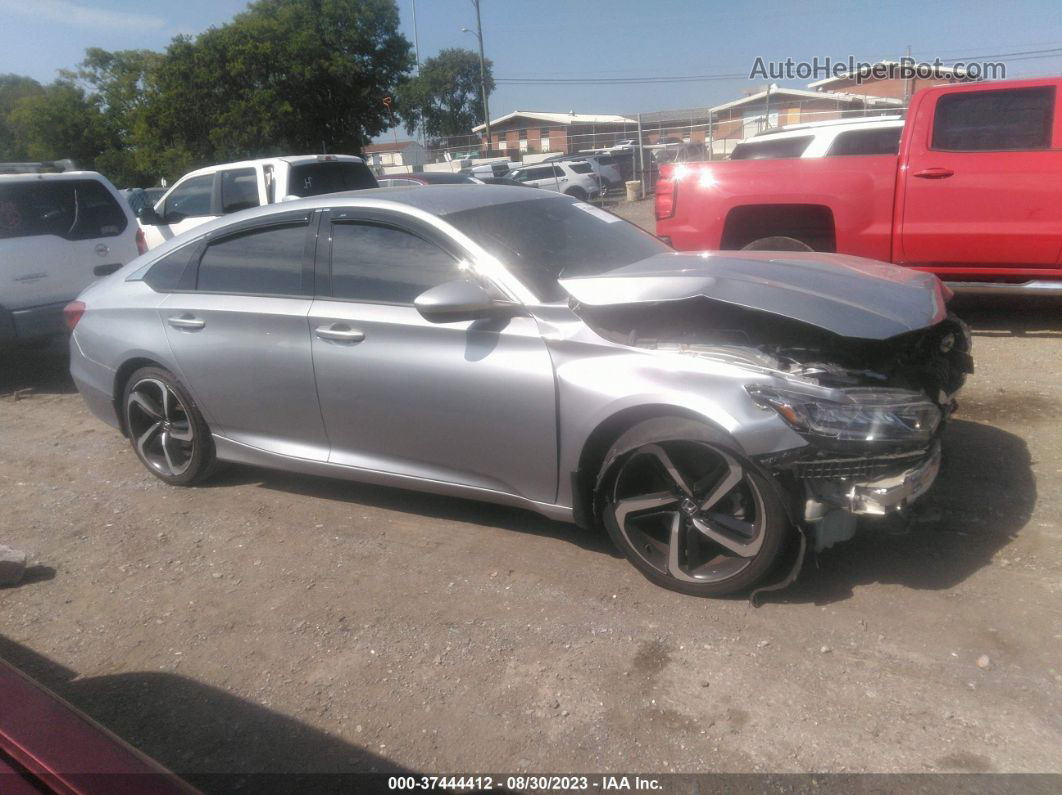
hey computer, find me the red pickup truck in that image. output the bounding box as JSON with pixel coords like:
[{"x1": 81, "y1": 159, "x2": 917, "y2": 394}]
[{"x1": 656, "y1": 77, "x2": 1062, "y2": 293}]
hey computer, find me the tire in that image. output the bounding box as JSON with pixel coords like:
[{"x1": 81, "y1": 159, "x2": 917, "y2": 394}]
[
  {"x1": 741, "y1": 236, "x2": 813, "y2": 252},
  {"x1": 564, "y1": 187, "x2": 588, "y2": 201},
  {"x1": 595, "y1": 417, "x2": 790, "y2": 597},
  {"x1": 121, "y1": 365, "x2": 217, "y2": 486}
]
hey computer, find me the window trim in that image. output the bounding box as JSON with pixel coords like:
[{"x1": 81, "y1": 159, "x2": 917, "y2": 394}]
[{"x1": 929, "y1": 85, "x2": 1056, "y2": 153}]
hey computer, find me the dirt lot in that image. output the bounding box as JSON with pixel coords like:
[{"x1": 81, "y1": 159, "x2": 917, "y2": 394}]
[{"x1": 2, "y1": 204, "x2": 1061, "y2": 784}]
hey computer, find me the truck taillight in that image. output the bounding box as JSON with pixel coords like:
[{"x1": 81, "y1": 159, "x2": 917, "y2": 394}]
[
  {"x1": 135, "y1": 227, "x2": 148, "y2": 256},
  {"x1": 63, "y1": 301, "x2": 85, "y2": 331},
  {"x1": 656, "y1": 165, "x2": 676, "y2": 220}
]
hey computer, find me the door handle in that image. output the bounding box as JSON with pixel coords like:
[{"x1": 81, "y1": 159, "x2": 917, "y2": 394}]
[
  {"x1": 167, "y1": 314, "x2": 205, "y2": 330},
  {"x1": 315, "y1": 324, "x2": 365, "y2": 343},
  {"x1": 912, "y1": 167, "x2": 954, "y2": 179}
]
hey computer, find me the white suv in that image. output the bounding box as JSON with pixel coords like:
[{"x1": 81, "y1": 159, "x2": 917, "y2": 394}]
[
  {"x1": 729, "y1": 116, "x2": 904, "y2": 160},
  {"x1": 0, "y1": 169, "x2": 140, "y2": 342},
  {"x1": 138, "y1": 154, "x2": 376, "y2": 250},
  {"x1": 508, "y1": 161, "x2": 601, "y2": 200},
  {"x1": 545, "y1": 154, "x2": 623, "y2": 193}
]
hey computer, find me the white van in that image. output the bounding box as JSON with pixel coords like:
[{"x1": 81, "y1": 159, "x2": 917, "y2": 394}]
[
  {"x1": 138, "y1": 154, "x2": 377, "y2": 250},
  {"x1": 0, "y1": 170, "x2": 140, "y2": 342}
]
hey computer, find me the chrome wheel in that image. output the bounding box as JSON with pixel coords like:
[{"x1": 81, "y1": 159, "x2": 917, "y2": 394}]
[
  {"x1": 126, "y1": 377, "x2": 195, "y2": 477},
  {"x1": 608, "y1": 441, "x2": 767, "y2": 584}
]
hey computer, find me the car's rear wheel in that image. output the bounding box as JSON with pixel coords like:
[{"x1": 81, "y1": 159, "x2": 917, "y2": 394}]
[
  {"x1": 597, "y1": 418, "x2": 789, "y2": 596},
  {"x1": 565, "y1": 187, "x2": 588, "y2": 201},
  {"x1": 741, "y1": 236, "x2": 813, "y2": 252},
  {"x1": 122, "y1": 366, "x2": 217, "y2": 486}
]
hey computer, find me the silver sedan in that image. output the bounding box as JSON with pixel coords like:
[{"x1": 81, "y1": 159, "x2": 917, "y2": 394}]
[{"x1": 67, "y1": 186, "x2": 971, "y2": 596}]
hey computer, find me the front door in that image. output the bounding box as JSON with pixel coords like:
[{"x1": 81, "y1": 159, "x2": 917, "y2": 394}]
[
  {"x1": 309, "y1": 210, "x2": 558, "y2": 503},
  {"x1": 899, "y1": 82, "x2": 1062, "y2": 270},
  {"x1": 160, "y1": 212, "x2": 328, "y2": 460},
  {"x1": 143, "y1": 173, "x2": 219, "y2": 250}
]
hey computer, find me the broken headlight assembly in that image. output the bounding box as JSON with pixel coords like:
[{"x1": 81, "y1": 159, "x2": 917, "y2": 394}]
[{"x1": 746, "y1": 385, "x2": 941, "y2": 444}]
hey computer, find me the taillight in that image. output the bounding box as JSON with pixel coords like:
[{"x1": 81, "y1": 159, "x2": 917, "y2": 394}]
[
  {"x1": 63, "y1": 301, "x2": 85, "y2": 331},
  {"x1": 136, "y1": 227, "x2": 148, "y2": 256},
  {"x1": 655, "y1": 164, "x2": 675, "y2": 220}
]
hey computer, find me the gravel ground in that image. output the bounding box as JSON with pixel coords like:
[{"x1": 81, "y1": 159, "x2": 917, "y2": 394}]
[{"x1": 1, "y1": 205, "x2": 1061, "y2": 784}]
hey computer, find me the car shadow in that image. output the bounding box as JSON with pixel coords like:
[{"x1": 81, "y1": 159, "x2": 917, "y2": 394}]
[
  {"x1": 0, "y1": 338, "x2": 76, "y2": 396},
  {"x1": 0, "y1": 635, "x2": 419, "y2": 793},
  {"x1": 776, "y1": 419, "x2": 1034, "y2": 605},
  {"x1": 951, "y1": 295, "x2": 1062, "y2": 338},
  {"x1": 202, "y1": 465, "x2": 620, "y2": 558}
]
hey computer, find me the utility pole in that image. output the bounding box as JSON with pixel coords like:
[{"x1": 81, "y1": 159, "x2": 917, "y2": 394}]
[
  {"x1": 472, "y1": 0, "x2": 491, "y2": 154},
  {"x1": 411, "y1": 0, "x2": 423, "y2": 149}
]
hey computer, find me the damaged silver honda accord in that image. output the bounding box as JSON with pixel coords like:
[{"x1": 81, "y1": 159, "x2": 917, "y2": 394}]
[{"x1": 68, "y1": 186, "x2": 972, "y2": 597}]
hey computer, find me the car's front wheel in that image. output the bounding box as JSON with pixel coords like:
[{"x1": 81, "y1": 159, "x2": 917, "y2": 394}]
[
  {"x1": 122, "y1": 366, "x2": 217, "y2": 486},
  {"x1": 597, "y1": 417, "x2": 789, "y2": 596}
]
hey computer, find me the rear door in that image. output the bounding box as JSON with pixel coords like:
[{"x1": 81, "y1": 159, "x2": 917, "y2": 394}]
[
  {"x1": 899, "y1": 82, "x2": 1062, "y2": 269},
  {"x1": 160, "y1": 211, "x2": 328, "y2": 460},
  {"x1": 1, "y1": 177, "x2": 134, "y2": 312},
  {"x1": 308, "y1": 208, "x2": 558, "y2": 502}
]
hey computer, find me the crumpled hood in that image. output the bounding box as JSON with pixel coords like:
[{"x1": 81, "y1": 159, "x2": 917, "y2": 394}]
[{"x1": 558, "y1": 251, "x2": 949, "y2": 340}]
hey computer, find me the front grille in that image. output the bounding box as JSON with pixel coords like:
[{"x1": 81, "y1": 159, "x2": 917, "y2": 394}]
[{"x1": 794, "y1": 449, "x2": 929, "y2": 481}]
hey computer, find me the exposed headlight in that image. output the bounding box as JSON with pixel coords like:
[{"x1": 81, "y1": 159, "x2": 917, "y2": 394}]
[{"x1": 746, "y1": 385, "x2": 941, "y2": 443}]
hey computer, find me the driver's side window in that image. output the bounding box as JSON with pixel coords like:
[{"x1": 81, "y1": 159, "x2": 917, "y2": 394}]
[{"x1": 161, "y1": 175, "x2": 214, "y2": 223}]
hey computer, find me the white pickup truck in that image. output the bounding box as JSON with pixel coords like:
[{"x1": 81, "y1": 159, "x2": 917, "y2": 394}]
[{"x1": 138, "y1": 154, "x2": 377, "y2": 250}]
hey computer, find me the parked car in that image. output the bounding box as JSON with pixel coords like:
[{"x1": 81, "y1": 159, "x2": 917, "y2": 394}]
[
  {"x1": 67, "y1": 186, "x2": 970, "y2": 597},
  {"x1": 544, "y1": 154, "x2": 623, "y2": 193},
  {"x1": 0, "y1": 658, "x2": 195, "y2": 794},
  {"x1": 508, "y1": 162, "x2": 601, "y2": 200},
  {"x1": 138, "y1": 154, "x2": 376, "y2": 250},
  {"x1": 728, "y1": 116, "x2": 904, "y2": 160},
  {"x1": 1, "y1": 170, "x2": 142, "y2": 343},
  {"x1": 121, "y1": 186, "x2": 166, "y2": 216},
  {"x1": 379, "y1": 173, "x2": 526, "y2": 188},
  {"x1": 379, "y1": 173, "x2": 480, "y2": 186},
  {"x1": 656, "y1": 77, "x2": 1062, "y2": 293}
]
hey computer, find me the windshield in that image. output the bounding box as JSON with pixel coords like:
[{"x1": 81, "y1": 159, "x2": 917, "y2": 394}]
[
  {"x1": 287, "y1": 161, "x2": 377, "y2": 196},
  {"x1": 445, "y1": 196, "x2": 670, "y2": 302}
]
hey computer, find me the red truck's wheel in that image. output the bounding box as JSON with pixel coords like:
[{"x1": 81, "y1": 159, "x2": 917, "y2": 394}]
[{"x1": 742, "y1": 236, "x2": 813, "y2": 252}]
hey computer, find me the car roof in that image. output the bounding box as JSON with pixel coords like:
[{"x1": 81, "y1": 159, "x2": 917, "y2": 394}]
[
  {"x1": 180, "y1": 154, "x2": 366, "y2": 179},
  {"x1": 749, "y1": 117, "x2": 904, "y2": 142},
  {"x1": 0, "y1": 170, "x2": 114, "y2": 183}
]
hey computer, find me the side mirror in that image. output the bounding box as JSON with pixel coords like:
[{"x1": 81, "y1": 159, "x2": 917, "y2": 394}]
[
  {"x1": 414, "y1": 279, "x2": 518, "y2": 324},
  {"x1": 137, "y1": 205, "x2": 164, "y2": 225}
]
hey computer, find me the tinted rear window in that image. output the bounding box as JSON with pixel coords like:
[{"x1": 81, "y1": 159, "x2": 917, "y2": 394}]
[
  {"x1": 0, "y1": 179, "x2": 127, "y2": 240},
  {"x1": 197, "y1": 223, "x2": 307, "y2": 296},
  {"x1": 729, "y1": 136, "x2": 814, "y2": 160},
  {"x1": 828, "y1": 127, "x2": 902, "y2": 156},
  {"x1": 569, "y1": 163, "x2": 594, "y2": 174},
  {"x1": 287, "y1": 162, "x2": 377, "y2": 197},
  {"x1": 445, "y1": 197, "x2": 670, "y2": 302},
  {"x1": 931, "y1": 86, "x2": 1055, "y2": 151}
]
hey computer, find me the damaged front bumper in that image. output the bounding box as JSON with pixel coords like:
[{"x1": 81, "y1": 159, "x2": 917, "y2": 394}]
[{"x1": 793, "y1": 441, "x2": 943, "y2": 550}]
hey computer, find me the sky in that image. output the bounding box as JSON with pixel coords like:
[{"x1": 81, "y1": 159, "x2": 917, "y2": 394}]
[{"x1": 3, "y1": 0, "x2": 1062, "y2": 128}]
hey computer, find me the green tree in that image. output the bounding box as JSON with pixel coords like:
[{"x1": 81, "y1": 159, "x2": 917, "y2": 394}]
[
  {"x1": 136, "y1": 0, "x2": 414, "y2": 180},
  {"x1": 0, "y1": 74, "x2": 45, "y2": 160},
  {"x1": 7, "y1": 80, "x2": 110, "y2": 168},
  {"x1": 395, "y1": 48, "x2": 494, "y2": 139},
  {"x1": 63, "y1": 48, "x2": 163, "y2": 185}
]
